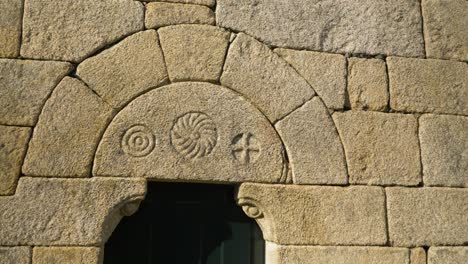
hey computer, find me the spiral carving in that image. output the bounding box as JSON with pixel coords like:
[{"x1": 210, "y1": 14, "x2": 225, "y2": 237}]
[
  {"x1": 237, "y1": 198, "x2": 263, "y2": 219},
  {"x1": 121, "y1": 125, "x2": 156, "y2": 157},
  {"x1": 171, "y1": 112, "x2": 217, "y2": 159}
]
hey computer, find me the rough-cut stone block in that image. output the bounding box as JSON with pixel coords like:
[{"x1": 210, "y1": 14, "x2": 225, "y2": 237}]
[
  {"x1": 275, "y1": 49, "x2": 346, "y2": 110},
  {"x1": 159, "y1": 25, "x2": 230, "y2": 82},
  {"x1": 0, "y1": 0, "x2": 22, "y2": 57},
  {"x1": 0, "y1": 59, "x2": 72, "y2": 126},
  {"x1": 422, "y1": 0, "x2": 468, "y2": 61},
  {"x1": 0, "y1": 247, "x2": 31, "y2": 264},
  {"x1": 275, "y1": 97, "x2": 347, "y2": 184},
  {"x1": 0, "y1": 177, "x2": 146, "y2": 245},
  {"x1": 0, "y1": 126, "x2": 31, "y2": 195},
  {"x1": 221, "y1": 33, "x2": 315, "y2": 122},
  {"x1": 420, "y1": 114, "x2": 468, "y2": 187},
  {"x1": 387, "y1": 187, "x2": 468, "y2": 246},
  {"x1": 333, "y1": 111, "x2": 420, "y2": 186},
  {"x1": 145, "y1": 2, "x2": 215, "y2": 29},
  {"x1": 21, "y1": 0, "x2": 144, "y2": 62},
  {"x1": 22, "y1": 77, "x2": 114, "y2": 177},
  {"x1": 33, "y1": 247, "x2": 102, "y2": 264},
  {"x1": 237, "y1": 183, "x2": 387, "y2": 245},
  {"x1": 348, "y1": 58, "x2": 388, "y2": 111},
  {"x1": 428, "y1": 247, "x2": 468, "y2": 264},
  {"x1": 411, "y1": 248, "x2": 427, "y2": 264},
  {"x1": 217, "y1": 0, "x2": 424, "y2": 57},
  {"x1": 94, "y1": 82, "x2": 286, "y2": 183},
  {"x1": 145, "y1": 0, "x2": 215, "y2": 7},
  {"x1": 266, "y1": 243, "x2": 410, "y2": 264},
  {"x1": 77, "y1": 30, "x2": 168, "y2": 109},
  {"x1": 387, "y1": 57, "x2": 468, "y2": 115}
]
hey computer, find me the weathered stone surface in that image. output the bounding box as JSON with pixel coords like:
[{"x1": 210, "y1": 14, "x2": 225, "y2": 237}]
[
  {"x1": 145, "y1": 0, "x2": 215, "y2": 7},
  {"x1": 22, "y1": 77, "x2": 114, "y2": 177},
  {"x1": 33, "y1": 247, "x2": 102, "y2": 264},
  {"x1": 0, "y1": 126, "x2": 31, "y2": 196},
  {"x1": 428, "y1": 247, "x2": 468, "y2": 264},
  {"x1": 145, "y1": 2, "x2": 215, "y2": 29},
  {"x1": 0, "y1": 247, "x2": 31, "y2": 264},
  {"x1": 266, "y1": 243, "x2": 410, "y2": 264},
  {"x1": 94, "y1": 82, "x2": 286, "y2": 183},
  {"x1": 275, "y1": 48, "x2": 346, "y2": 110},
  {"x1": 21, "y1": 0, "x2": 144, "y2": 62},
  {"x1": 387, "y1": 187, "x2": 468, "y2": 246},
  {"x1": 158, "y1": 25, "x2": 230, "y2": 82},
  {"x1": 275, "y1": 97, "x2": 347, "y2": 184},
  {"x1": 411, "y1": 248, "x2": 427, "y2": 264},
  {"x1": 0, "y1": 0, "x2": 22, "y2": 57},
  {"x1": 420, "y1": 114, "x2": 468, "y2": 187},
  {"x1": 0, "y1": 177, "x2": 146, "y2": 245},
  {"x1": 348, "y1": 58, "x2": 388, "y2": 111},
  {"x1": 221, "y1": 33, "x2": 314, "y2": 122},
  {"x1": 237, "y1": 183, "x2": 387, "y2": 245},
  {"x1": 422, "y1": 0, "x2": 468, "y2": 61},
  {"x1": 217, "y1": 0, "x2": 424, "y2": 57},
  {"x1": 333, "y1": 111, "x2": 420, "y2": 186},
  {"x1": 77, "y1": 30, "x2": 168, "y2": 109},
  {"x1": 387, "y1": 57, "x2": 468, "y2": 115},
  {"x1": 0, "y1": 59, "x2": 72, "y2": 126}
]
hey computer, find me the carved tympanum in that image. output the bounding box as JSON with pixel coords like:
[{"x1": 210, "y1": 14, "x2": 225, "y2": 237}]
[{"x1": 93, "y1": 82, "x2": 285, "y2": 183}]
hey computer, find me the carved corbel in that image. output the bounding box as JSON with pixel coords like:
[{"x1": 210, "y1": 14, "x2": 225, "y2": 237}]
[{"x1": 236, "y1": 194, "x2": 276, "y2": 242}]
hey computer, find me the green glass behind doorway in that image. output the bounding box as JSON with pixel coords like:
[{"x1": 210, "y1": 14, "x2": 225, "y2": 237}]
[{"x1": 104, "y1": 183, "x2": 265, "y2": 264}]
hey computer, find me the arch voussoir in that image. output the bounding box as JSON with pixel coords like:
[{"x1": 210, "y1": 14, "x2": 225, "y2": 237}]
[
  {"x1": 22, "y1": 77, "x2": 114, "y2": 177},
  {"x1": 275, "y1": 97, "x2": 348, "y2": 185},
  {"x1": 76, "y1": 30, "x2": 169, "y2": 109},
  {"x1": 220, "y1": 33, "x2": 316, "y2": 123},
  {"x1": 158, "y1": 24, "x2": 231, "y2": 83}
]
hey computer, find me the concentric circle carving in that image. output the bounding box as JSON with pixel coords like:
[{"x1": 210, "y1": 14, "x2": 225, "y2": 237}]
[
  {"x1": 170, "y1": 112, "x2": 218, "y2": 159},
  {"x1": 121, "y1": 125, "x2": 155, "y2": 157}
]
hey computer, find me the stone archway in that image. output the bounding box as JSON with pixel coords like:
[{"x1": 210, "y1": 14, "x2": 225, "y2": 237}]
[
  {"x1": 2, "y1": 1, "x2": 467, "y2": 263},
  {"x1": 20, "y1": 25, "x2": 347, "y2": 185},
  {"x1": 0, "y1": 24, "x2": 347, "y2": 263}
]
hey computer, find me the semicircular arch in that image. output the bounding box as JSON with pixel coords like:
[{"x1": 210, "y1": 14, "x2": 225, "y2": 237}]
[{"x1": 21, "y1": 24, "x2": 347, "y2": 186}]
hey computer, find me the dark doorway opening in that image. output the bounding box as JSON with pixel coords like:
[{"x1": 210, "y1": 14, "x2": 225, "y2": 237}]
[{"x1": 104, "y1": 183, "x2": 265, "y2": 264}]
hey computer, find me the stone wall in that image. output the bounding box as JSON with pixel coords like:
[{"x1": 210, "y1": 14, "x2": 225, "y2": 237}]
[{"x1": 0, "y1": 0, "x2": 467, "y2": 263}]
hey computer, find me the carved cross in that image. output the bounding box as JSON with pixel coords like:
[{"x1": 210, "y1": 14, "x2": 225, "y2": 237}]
[{"x1": 231, "y1": 133, "x2": 260, "y2": 164}]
